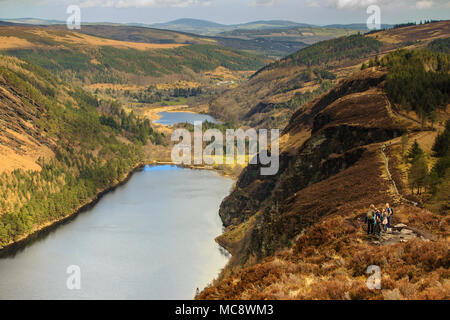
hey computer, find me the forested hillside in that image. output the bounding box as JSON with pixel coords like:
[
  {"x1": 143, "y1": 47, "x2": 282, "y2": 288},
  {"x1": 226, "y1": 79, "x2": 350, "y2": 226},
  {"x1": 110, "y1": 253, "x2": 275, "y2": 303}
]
[{"x1": 0, "y1": 55, "x2": 161, "y2": 248}]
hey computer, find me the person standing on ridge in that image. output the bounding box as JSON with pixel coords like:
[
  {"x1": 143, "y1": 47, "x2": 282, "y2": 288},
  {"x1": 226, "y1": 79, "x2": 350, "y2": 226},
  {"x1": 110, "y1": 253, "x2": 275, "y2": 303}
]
[
  {"x1": 381, "y1": 209, "x2": 388, "y2": 232},
  {"x1": 374, "y1": 208, "x2": 382, "y2": 239},
  {"x1": 365, "y1": 204, "x2": 376, "y2": 235},
  {"x1": 386, "y1": 203, "x2": 394, "y2": 229}
]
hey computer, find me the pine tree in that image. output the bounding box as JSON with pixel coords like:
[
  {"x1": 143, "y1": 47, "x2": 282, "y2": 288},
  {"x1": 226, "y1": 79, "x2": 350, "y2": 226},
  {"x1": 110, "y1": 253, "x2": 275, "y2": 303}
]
[
  {"x1": 407, "y1": 140, "x2": 424, "y2": 162},
  {"x1": 401, "y1": 133, "x2": 409, "y2": 160},
  {"x1": 408, "y1": 154, "x2": 429, "y2": 195},
  {"x1": 432, "y1": 120, "x2": 450, "y2": 157}
]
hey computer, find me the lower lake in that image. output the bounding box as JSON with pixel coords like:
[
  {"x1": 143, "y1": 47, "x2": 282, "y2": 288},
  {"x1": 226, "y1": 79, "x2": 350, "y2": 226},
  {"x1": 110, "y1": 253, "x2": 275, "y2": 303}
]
[{"x1": 0, "y1": 165, "x2": 233, "y2": 299}]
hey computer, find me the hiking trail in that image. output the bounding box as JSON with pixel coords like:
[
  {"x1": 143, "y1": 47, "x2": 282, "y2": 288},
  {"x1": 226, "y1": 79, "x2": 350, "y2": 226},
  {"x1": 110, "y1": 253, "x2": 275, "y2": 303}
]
[
  {"x1": 380, "y1": 143, "x2": 419, "y2": 207},
  {"x1": 370, "y1": 223, "x2": 432, "y2": 246}
]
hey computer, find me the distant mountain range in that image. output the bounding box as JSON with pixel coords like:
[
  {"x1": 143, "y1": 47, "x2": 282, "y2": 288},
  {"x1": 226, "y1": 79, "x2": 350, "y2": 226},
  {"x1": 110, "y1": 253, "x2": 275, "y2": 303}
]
[
  {"x1": 0, "y1": 17, "x2": 379, "y2": 58},
  {"x1": 0, "y1": 17, "x2": 65, "y2": 25},
  {"x1": 1, "y1": 17, "x2": 394, "y2": 35},
  {"x1": 137, "y1": 19, "x2": 388, "y2": 35},
  {"x1": 149, "y1": 18, "x2": 313, "y2": 32},
  {"x1": 325, "y1": 23, "x2": 394, "y2": 30},
  {"x1": 0, "y1": 17, "x2": 396, "y2": 57}
]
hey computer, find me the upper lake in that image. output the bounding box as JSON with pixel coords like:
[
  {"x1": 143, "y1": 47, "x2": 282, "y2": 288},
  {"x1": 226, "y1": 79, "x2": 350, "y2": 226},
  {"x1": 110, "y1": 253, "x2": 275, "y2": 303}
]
[{"x1": 154, "y1": 111, "x2": 218, "y2": 126}]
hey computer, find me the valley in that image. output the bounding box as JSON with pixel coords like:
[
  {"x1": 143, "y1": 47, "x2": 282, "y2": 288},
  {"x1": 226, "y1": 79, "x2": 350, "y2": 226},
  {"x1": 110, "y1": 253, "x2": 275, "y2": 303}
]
[
  {"x1": 0, "y1": 16, "x2": 448, "y2": 301},
  {"x1": 0, "y1": 20, "x2": 268, "y2": 251}
]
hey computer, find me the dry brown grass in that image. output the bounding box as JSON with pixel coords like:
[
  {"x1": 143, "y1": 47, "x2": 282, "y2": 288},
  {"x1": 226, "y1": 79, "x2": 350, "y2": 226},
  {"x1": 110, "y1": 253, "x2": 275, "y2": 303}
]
[
  {"x1": 199, "y1": 213, "x2": 449, "y2": 300},
  {"x1": 0, "y1": 63, "x2": 55, "y2": 173},
  {"x1": 368, "y1": 21, "x2": 450, "y2": 45},
  {"x1": 0, "y1": 36, "x2": 34, "y2": 50},
  {"x1": 0, "y1": 137, "x2": 53, "y2": 173},
  {"x1": 34, "y1": 29, "x2": 187, "y2": 50},
  {"x1": 0, "y1": 27, "x2": 186, "y2": 51},
  {"x1": 205, "y1": 67, "x2": 240, "y2": 81}
]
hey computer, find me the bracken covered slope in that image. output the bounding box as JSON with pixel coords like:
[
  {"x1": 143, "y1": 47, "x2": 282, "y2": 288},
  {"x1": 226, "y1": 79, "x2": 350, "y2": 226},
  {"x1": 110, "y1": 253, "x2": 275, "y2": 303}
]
[
  {"x1": 0, "y1": 65, "x2": 55, "y2": 172},
  {"x1": 198, "y1": 67, "x2": 449, "y2": 300}
]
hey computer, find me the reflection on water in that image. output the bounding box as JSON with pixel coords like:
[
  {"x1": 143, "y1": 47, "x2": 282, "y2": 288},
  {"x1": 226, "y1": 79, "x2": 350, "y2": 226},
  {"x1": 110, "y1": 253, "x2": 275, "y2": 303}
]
[
  {"x1": 154, "y1": 111, "x2": 218, "y2": 126},
  {"x1": 0, "y1": 165, "x2": 233, "y2": 300}
]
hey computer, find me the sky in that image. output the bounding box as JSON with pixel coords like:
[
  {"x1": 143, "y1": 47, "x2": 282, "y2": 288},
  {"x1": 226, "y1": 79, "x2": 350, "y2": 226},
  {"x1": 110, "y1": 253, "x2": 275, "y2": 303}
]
[{"x1": 0, "y1": 0, "x2": 449, "y2": 25}]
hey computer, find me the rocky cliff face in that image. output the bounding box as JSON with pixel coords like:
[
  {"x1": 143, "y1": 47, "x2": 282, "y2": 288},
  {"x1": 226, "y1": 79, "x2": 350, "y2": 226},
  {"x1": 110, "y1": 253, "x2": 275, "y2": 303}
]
[{"x1": 217, "y1": 68, "x2": 410, "y2": 261}]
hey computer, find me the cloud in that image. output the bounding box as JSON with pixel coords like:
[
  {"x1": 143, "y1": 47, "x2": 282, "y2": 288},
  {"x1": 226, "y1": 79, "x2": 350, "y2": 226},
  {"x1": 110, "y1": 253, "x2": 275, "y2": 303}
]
[
  {"x1": 415, "y1": 0, "x2": 434, "y2": 9},
  {"x1": 307, "y1": 0, "x2": 321, "y2": 7},
  {"x1": 250, "y1": 0, "x2": 281, "y2": 7},
  {"x1": 323, "y1": 0, "x2": 449, "y2": 9},
  {"x1": 79, "y1": 0, "x2": 212, "y2": 8},
  {"x1": 329, "y1": 0, "x2": 379, "y2": 9}
]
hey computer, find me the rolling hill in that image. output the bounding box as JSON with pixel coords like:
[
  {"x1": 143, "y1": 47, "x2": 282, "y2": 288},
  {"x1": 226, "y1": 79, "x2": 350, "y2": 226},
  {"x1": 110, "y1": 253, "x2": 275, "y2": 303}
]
[
  {"x1": 149, "y1": 19, "x2": 313, "y2": 36},
  {"x1": 69, "y1": 24, "x2": 308, "y2": 58},
  {"x1": 0, "y1": 19, "x2": 365, "y2": 58},
  {"x1": 209, "y1": 21, "x2": 450, "y2": 129},
  {"x1": 0, "y1": 25, "x2": 269, "y2": 85},
  {"x1": 150, "y1": 18, "x2": 226, "y2": 33},
  {"x1": 148, "y1": 19, "x2": 362, "y2": 56},
  {"x1": 0, "y1": 18, "x2": 65, "y2": 25},
  {"x1": 325, "y1": 23, "x2": 394, "y2": 30},
  {"x1": 217, "y1": 25, "x2": 360, "y2": 45}
]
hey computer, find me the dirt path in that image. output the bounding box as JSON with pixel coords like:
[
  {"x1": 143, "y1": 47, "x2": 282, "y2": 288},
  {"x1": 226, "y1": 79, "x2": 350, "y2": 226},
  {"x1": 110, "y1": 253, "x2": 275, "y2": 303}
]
[
  {"x1": 380, "y1": 144, "x2": 418, "y2": 207},
  {"x1": 368, "y1": 130, "x2": 440, "y2": 245},
  {"x1": 371, "y1": 223, "x2": 432, "y2": 245},
  {"x1": 379, "y1": 98, "x2": 436, "y2": 207}
]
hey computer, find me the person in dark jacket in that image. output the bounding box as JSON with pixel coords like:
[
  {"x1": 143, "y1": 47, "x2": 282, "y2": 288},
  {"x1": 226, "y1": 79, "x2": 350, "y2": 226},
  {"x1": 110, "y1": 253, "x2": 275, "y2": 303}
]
[
  {"x1": 374, "y1": 208, "x2": 382, "y2": 238},
  {"x1": 365, "y1": 204, "x2": 376, "y2": 235}
]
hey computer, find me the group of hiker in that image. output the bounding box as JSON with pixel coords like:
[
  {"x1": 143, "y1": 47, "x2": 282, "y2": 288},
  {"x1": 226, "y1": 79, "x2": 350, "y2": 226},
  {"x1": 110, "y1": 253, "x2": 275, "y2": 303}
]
[{"x1": 365, "y1": 203, "x2": 394, "y2": 238}]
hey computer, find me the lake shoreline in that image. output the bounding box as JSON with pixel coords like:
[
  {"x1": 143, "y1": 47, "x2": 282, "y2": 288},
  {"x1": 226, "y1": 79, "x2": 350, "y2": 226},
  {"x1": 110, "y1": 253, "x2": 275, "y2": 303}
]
[
  {"x1": 0, "y1": 102, "x2": 240, "y2": 258},
  {"x1": 0, "y1": 164, "x2": 233, "y2": 299},
  {"x1": 0, "y1": 162, "x2": 144, "y2": 256},
  {"x1": 148, "y1": 160, "x2": 240, "y2": 179},
  {"x1": 0, "y1": 160, "x2": 238, "y2": 257}
]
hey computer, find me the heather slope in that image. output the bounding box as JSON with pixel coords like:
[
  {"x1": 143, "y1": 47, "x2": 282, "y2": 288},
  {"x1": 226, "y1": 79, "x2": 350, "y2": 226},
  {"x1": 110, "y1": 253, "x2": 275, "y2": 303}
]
[{"x1": 199, "y1": 55, "x2": 449, "y2": 299}]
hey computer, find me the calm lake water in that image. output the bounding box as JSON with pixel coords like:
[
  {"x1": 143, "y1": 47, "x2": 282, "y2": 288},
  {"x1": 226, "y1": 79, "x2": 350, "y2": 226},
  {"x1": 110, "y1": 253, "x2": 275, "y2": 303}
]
[
  {"x1": 0, "y1": 165, "x2": 233, "y2": 300},
  {"x1": 154, "y1": 111, "x2": 218, "y2": 126}
]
